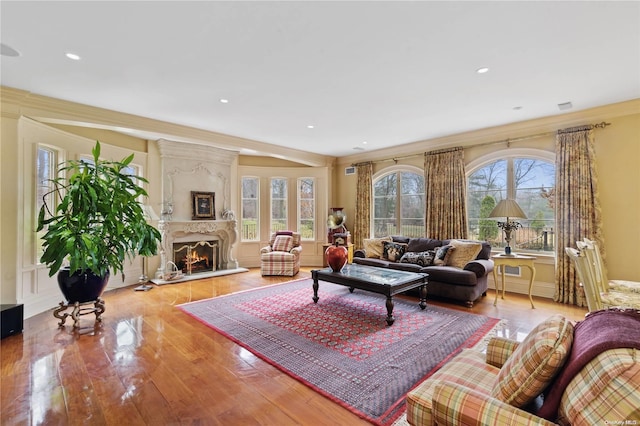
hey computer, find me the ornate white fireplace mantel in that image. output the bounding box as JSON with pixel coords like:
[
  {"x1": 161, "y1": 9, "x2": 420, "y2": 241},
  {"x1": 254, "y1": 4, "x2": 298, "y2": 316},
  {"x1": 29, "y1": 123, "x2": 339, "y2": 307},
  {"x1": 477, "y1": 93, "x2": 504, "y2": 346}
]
[{"x1": 156, "y1": 219, "x2": 239, "y2": 278}]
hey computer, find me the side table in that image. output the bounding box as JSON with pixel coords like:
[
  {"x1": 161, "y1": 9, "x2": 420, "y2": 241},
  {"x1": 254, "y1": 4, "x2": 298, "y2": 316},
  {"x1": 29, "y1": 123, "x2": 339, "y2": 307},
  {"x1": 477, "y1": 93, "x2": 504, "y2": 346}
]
[
  {"x1": 322, "y1": 243, "x2": 353, "y2": 267},
  {"x1": 492, "y1": 254, "x2": 537, "y2": 309}
]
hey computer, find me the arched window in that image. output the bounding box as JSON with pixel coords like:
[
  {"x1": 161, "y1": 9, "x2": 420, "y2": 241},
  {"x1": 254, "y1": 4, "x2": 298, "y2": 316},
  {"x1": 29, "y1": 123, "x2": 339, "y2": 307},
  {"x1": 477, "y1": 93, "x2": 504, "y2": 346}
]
[
  {"x1": 372, "y1": 167, "x2": 425, "y2": 238},
  {"x1": 467, "y1": 151, "x2": 555, "y2": 253}
]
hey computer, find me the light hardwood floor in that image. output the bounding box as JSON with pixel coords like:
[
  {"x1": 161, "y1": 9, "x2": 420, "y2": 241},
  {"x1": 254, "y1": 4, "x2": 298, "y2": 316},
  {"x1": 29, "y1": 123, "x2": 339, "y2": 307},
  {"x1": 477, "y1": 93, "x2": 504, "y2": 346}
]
[{"x1": 0, "y1": 267, "x2": 587, "y2": 425}]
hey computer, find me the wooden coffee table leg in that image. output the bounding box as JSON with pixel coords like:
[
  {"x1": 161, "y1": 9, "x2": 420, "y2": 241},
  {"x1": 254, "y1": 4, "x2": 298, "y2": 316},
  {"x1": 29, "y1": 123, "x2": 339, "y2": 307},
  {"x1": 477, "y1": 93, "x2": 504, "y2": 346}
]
[
  {"x1": 385, "y1": 296, "x2": 395, "y2": 326},
  {"x1": 418, "y1": 285, "x2": 427, "y2": 310},
  {"x1": 312, "y1": 278, "x2": 319, "y2": 303}
]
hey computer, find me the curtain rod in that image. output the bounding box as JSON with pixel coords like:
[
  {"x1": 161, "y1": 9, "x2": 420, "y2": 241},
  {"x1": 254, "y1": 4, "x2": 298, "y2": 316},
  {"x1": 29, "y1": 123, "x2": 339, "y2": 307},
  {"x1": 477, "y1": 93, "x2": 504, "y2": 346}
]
[{"x1": 351, "y1": 121, "x2": 611, "y2": 167}]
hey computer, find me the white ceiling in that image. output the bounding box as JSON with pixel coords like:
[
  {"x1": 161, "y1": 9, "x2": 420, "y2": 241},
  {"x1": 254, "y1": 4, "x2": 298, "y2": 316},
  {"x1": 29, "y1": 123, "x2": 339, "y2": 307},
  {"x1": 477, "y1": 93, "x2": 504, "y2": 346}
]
[{"x1": 2, "y1": 1, "x2": 639, "y2": 158}]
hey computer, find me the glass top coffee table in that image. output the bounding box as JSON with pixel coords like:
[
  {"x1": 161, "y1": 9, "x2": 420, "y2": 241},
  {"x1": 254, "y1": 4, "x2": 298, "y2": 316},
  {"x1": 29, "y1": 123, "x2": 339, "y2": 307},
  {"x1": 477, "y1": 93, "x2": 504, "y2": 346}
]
[{"x1": 311, "y1": 263, "x2": 428, "y2": 326}]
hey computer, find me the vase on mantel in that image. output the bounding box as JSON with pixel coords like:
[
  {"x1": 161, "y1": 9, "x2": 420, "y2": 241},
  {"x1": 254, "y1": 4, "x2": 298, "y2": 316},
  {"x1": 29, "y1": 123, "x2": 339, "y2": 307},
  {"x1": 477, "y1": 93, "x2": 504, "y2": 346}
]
[{"x1": 325, "y1": 243, "x2": 348, "y2": 272}]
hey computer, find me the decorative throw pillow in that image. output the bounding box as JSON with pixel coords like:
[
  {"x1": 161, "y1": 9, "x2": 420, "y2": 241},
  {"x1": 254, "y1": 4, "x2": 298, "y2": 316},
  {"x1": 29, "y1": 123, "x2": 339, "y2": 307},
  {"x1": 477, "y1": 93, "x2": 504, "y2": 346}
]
[
  {"x1": 491, "y1": 314, "x2": 574, "y2": 408},
  {"x1": 446, "y1": 240, "x2": 483, "y2": 269},
  {"x1": 433, "y1": 245, "x2": 455, "y2": 266},
  {"x1": 400, "y1": 250, "x2": 435, "y2": 266},
  {"x1": 272, "y1": 235, "x2": 294, "y2": 252},
  {"x1": 363, "y1": 236, "x2": 393, "y2": 258},
  {"x1": 382, "y1": 242, "x2": 407, "y2": 262}
]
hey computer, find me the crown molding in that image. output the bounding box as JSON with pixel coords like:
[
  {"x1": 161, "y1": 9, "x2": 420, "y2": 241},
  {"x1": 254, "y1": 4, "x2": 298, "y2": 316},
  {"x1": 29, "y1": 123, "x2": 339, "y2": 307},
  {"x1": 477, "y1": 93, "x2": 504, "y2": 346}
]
[
  {"x1": 0, "y1": 86, "x2": 332, "y2": 167},
  {"x1": 338, "y1": 98, "x2": 640, "y2": 166}
]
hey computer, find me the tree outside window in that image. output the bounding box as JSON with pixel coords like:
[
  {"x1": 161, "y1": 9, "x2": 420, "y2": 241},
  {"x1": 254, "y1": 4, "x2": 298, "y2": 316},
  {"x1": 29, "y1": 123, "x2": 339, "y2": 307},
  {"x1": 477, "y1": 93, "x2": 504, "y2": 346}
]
[
  {"x1": 36, "y1": 146, "x2": 57, "y2": 263},
  {"x1": 298, "y1": 178, "x2": 315, "y2": 240},
  {"x1": 241, "y1": 177, "x2": 259, "y2": 241},
  {"x1": 373, "y1": 169, "x2": 425, "y2": 237},
  {"x1": 271, "y1": 178, "x2": 287, "y2": 233},
  {"x1": 468, "y1": 157, "x2": 555, "y2": 253}
]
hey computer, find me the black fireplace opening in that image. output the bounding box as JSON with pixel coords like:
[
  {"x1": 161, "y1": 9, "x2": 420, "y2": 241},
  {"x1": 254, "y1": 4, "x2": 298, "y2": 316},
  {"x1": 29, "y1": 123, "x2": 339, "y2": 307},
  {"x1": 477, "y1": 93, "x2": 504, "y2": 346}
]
[{"x1": 173, "y1": 240, "x2": 218, "y2": 274}]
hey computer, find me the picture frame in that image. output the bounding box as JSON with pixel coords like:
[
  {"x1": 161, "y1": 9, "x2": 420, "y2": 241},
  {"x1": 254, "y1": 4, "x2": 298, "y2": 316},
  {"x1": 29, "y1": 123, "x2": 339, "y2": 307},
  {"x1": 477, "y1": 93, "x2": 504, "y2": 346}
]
[{"x1": 191, "y1": 191, "x2": 215, "y2": 220}]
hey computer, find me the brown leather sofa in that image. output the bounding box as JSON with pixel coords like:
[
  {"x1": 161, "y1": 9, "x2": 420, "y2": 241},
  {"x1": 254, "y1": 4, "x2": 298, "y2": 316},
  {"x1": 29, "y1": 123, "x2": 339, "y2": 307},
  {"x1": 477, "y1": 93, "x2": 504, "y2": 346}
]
[{"x1": 353, "y1": 236, "x2": 493, "y2": 307}]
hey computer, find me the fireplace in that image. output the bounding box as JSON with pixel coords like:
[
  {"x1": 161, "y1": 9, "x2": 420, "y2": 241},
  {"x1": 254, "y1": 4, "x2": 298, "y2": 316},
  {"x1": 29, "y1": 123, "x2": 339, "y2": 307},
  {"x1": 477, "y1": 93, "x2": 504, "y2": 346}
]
[
  {"x1": 173, "y1": 240, "x2": 218, "y2": 275},
  {"x1": 155, "y1": 220, "x2": 239, "y2": 280},
  {"x1": 154, "y1": 139, "x2": 240, "y2": 281}
]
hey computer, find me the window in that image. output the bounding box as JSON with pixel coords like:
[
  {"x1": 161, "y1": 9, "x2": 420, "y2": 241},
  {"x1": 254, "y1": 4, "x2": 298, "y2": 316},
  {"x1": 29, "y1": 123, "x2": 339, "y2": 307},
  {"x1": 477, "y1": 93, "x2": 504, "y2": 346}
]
[
  {"x1": 36, "y1": 145, "x2": 58, "y2": 263},
  {"x1": 298, "y1": 178, "x2": 315, "y2": 240},
  {"x1": 241, "y1": 177, "x2": 259, "y2": 241},
  {"x1": 467, "y1": 156, "x2": 555, "y2": 253},
  {"x1": 372, "y1": 169, "x2": 425, "y2": 237},
  {"x1": 270, "y1": 178, "x2": 287, "y2": 233}
]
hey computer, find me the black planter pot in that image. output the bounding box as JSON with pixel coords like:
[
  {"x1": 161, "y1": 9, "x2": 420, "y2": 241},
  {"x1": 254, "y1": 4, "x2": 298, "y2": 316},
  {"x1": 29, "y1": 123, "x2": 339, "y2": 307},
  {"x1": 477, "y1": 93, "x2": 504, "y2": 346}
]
[{"x1": 57, "y1": 268, "x2": 110, "y2": 303}]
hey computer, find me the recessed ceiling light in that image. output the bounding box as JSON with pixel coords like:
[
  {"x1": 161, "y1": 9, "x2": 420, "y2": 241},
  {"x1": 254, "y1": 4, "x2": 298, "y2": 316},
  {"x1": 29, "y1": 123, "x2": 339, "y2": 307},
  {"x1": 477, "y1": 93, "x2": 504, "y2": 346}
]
[
  {"x1": 476, "y1": 67, "x2": 489, "y2": 74},
  {"x1": 65, "y1": 52, "x2": 81, "y2": 61},
  {"x1": 513, "y1": 106, "x2": 523, "y2": 110},
  {"x1": 362, "y1": 141, "x2": 368, "y2": 145},
  {"x1": 558, "y1": 102, "x2": 573, "y2": 111},
  {"x1": 219, "y1": 99, "x2": 229, "y2": 103},
  {"x1": 307, "y1": 125, "x2": 315, "y2": 129}
]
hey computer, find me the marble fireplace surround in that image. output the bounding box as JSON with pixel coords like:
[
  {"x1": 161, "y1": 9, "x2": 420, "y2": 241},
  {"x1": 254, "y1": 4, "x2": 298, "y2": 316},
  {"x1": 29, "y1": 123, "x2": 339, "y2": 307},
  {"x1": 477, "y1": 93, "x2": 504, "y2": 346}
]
[
  {"x1": 153, "y1": 139, "x2": 243, "y2": 281},
  {"x1": 156, "y1": 220, "x2": 238, "y2": 276}
]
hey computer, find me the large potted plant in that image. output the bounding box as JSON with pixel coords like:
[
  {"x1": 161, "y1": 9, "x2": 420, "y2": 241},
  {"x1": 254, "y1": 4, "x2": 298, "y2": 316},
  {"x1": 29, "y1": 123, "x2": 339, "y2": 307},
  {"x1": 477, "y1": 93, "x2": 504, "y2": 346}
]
[{"x1": 37, "y1": 141, "x2": 161, "y2": 304}]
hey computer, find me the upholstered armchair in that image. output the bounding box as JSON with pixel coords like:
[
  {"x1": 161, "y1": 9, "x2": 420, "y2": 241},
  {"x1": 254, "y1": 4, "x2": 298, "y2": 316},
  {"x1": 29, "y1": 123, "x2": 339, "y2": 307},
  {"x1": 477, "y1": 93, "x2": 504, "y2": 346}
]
[
  {"x1": 406, "y1": 312, "x2": 640, "y2": 425},
  {"x1": 260, "y1": 231, "x2": 302, "y2": 276}
]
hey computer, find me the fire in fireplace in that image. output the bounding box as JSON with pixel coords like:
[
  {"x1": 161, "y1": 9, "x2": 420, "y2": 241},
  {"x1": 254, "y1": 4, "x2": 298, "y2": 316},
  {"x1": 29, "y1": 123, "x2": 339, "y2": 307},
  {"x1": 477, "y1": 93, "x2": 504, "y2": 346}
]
[{"x1": 173, "y1": 240, "x2": 218, "y2": 275}]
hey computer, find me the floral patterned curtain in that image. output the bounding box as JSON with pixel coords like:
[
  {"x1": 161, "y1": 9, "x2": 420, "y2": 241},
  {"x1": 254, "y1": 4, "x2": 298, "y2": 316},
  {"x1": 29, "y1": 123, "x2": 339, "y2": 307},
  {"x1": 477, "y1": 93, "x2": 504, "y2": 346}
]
[
  {"x1": 354, "y1": 163, "x2": 373, "y2": 249},
  {"x1": 424, "y1": 147, "x2": 467, "y2": 239},
  {"x1": 555, "y1": 126, "x2": 603, "y2": 306}
]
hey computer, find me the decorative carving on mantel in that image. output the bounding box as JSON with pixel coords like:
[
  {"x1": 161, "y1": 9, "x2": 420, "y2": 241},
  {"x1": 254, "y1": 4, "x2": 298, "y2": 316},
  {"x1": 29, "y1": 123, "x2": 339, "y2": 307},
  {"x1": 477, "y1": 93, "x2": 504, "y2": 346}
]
[
  {"x1": 156, "y1": 220, "x2": 238, "y2": 278},
  {"x1": 156, "y1": 139, "x2": 238, "y2": 222},
  {"x1": 166, "y1": 163, "x2": 229, "y2": 211}
]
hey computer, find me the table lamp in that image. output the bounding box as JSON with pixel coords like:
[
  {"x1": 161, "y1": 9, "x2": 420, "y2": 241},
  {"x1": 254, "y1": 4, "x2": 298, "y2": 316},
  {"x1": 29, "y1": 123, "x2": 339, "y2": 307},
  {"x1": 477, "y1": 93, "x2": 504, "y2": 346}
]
[{"x1": 489, "y1": 199, "x2": 527, "y2": 255}]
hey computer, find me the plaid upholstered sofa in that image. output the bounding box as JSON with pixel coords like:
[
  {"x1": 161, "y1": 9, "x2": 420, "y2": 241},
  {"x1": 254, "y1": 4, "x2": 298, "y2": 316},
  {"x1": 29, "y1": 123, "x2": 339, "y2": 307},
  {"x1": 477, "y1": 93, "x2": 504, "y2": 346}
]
[
  {"x1": 260, "y1": 231, "x2": 302, "y2": 276},
  {"x1": 406, "y1": 310, "x2": 640, "y2": 425}
]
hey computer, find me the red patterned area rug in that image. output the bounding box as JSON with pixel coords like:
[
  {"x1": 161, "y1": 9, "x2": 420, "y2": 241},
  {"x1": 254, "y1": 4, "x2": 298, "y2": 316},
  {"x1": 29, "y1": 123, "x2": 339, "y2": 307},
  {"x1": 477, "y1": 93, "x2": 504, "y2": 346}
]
[{"x1": 177, "y1": 278, "x2": 500, "y2": 426}]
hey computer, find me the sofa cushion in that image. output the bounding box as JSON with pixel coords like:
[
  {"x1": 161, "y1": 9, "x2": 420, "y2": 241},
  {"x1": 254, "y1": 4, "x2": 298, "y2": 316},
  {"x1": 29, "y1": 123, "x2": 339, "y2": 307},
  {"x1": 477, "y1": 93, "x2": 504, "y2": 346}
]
[
  {"x1": 392, "y1": 235, "x2": 410, "y2": 244},
  {"x1": 491, "y1": 314, "x2": 574, "y2": 408},
  {"x1": 446, "y1": 240, "x2": 483, "y2": 269},
  {"x1": 272, "y1": 235, "x2": 294, "y2": 252},
  {"x1": 352, "y1": 257, "x2": 391, "y2": 268},
  {"x1": 363, "y1": 236, "x2": 392, "y2": 258},
  {"x1": 406, "y1": 349, "x2": 500, "y2": 426},
  {"x1": 423, "y1": 265, "x2": 478, "y2": 286},
  {"x1": 443, "y1": 239, "x2": 492, "y2": 260},
  {"x1": 406, "y1": 238, "x2": 442, "y2": 253},
  {"x1": 388, "y1": 262, "x2": 423, "y2": 272},
  {"x1": 433, "y1": 245, "x2": 455, "y2": 266},
  {"x1": 382, "y1": 241, "x2": 407, "y2": 262},
  {"x1": 400, "y1": 250, "x2": 434, "y2": 266}
]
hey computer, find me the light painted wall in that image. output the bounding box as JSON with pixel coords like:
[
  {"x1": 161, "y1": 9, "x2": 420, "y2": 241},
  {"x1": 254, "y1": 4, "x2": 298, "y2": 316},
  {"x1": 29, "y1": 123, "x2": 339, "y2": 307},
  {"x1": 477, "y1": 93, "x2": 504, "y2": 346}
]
[
  {"x1": 335, "y1": 102, "x2": 640, "y2": 299},
  {"x1": 2, "y1": 87, "x2": 638, "y2": 313},
  {"x1": 593, "y1": 113, "x2": 640, "y2": 280}
]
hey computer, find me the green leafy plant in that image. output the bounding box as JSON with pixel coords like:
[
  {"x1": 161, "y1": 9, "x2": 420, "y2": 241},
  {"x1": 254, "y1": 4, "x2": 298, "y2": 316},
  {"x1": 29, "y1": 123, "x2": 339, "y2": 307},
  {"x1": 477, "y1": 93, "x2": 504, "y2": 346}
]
[
  {"x1": 37, "y1": 141, "x2": 161, "y2": 277},
  {"x1": 479, "y1": 195, "x2": 499, "y2": 241}
]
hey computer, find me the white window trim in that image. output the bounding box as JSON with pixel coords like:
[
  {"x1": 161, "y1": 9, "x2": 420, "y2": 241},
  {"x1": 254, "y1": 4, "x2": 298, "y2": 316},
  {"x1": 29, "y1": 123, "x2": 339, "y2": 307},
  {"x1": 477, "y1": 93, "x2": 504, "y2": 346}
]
[
  {"x1": 371, "y1": 164, "x2": 425, "y2": 237},
  {"x1": 466, "y1": 148, "x2": 555, "y2": 176},
  {"x1": 467, "y1": 148, "x2": 556, "y2": 256}
]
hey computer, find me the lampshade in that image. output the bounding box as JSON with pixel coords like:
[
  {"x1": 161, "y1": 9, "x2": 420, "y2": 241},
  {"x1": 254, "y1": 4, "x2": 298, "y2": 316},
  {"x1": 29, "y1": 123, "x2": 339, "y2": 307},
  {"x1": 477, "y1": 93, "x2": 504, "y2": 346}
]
[{"x1": 489, "y1": 199, "x2": 527, "y2": 219}]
